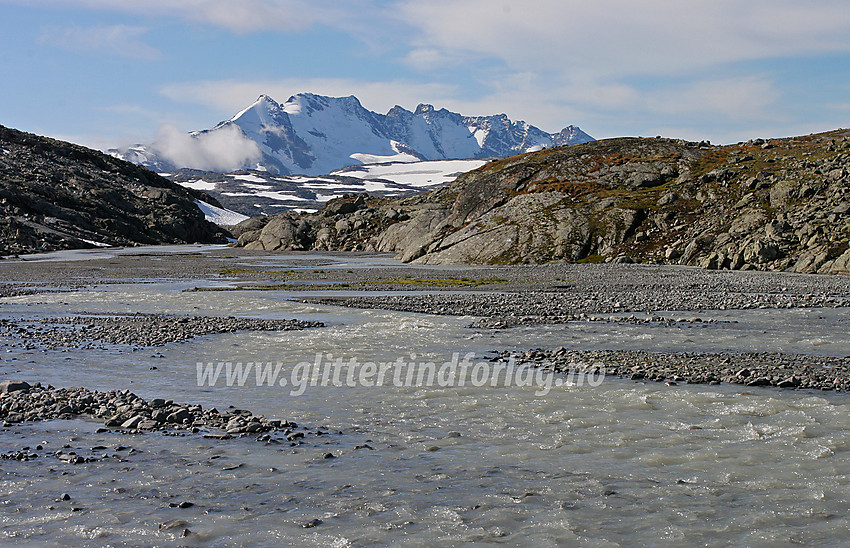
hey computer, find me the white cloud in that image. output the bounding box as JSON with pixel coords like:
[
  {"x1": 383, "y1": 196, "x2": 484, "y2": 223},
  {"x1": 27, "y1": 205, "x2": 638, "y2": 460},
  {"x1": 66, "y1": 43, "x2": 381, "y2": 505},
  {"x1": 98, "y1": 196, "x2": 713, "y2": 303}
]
[
  {"x1": 396, "y1": 0, "x2": 850, "y2": 79},
  {"x1": 24, "y1": 0, "x2": 850, "y2": 144},
  {"x1": 38, "y1": 24, "x2": 161, "y2": 59},
  {"x1": 403, "y1": 48, "x2": 451, "y2": 71},
  {"x1": 645, "y1": 76, "x2": 781, "y2": 120},
  {"x1": 152, "y1": 124, "x2": 262, "y2": 172},
  {"x1": 390, "y1": 0, "x2": 850, "y2": 140}
]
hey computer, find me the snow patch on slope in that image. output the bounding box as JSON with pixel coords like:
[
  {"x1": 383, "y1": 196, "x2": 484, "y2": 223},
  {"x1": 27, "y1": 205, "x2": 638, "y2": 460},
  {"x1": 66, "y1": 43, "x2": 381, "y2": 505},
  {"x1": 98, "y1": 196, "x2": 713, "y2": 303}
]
[
  {"x1": 335, "y1": 159, "x2": 486, "y2": 188},
  {"x1": 349, "y1": 151, "x2": 420, "y2": 164},
  {"x1": 178, "y1": 179, "x2": 217, "y2": 191},
  {"x1": 195, "y1": 200, "x2": 249, "y2": 225},
  {"x1": 167, "y1": 157, "x2": 487, "y2": 218},
  {"x1": 230, "y1": 173, "x2": 269, "y2": 183}
]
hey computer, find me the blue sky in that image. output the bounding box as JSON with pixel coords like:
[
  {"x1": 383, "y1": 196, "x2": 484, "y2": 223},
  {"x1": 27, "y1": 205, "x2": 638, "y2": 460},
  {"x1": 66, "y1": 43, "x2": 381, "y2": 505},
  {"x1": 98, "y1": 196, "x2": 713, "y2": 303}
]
[{"x1": 3, "y1": 0, "x2": 850, "y2": 150}]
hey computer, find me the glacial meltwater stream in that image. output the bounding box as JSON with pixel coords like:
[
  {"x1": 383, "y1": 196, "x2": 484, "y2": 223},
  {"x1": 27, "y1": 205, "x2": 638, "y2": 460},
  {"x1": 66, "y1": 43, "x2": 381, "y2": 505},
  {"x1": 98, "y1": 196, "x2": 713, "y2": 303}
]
[{"x1": 1, "y1": 251, "x2": 849, "y2": 546}]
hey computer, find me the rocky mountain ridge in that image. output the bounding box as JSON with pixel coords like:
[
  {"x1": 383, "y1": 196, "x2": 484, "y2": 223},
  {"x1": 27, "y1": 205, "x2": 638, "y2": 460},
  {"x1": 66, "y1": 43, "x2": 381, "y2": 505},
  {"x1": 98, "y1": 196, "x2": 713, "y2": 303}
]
[
  {"x1": 233, "y1": 129, "x2": 850, "y2": 275},
  {"x1": 110, "y1": 93, "x2": 594, "y2": 175},
  {"x1": 0, "y1": 124, "x2": 228, "y2": 255}
]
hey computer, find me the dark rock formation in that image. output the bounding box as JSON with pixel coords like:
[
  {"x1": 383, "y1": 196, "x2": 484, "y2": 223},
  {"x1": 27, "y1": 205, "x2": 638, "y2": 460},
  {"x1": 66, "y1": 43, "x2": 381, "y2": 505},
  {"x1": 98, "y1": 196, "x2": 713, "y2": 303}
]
[{"x1": 0, "y1": 124, "x2": 228, "y2": 255}]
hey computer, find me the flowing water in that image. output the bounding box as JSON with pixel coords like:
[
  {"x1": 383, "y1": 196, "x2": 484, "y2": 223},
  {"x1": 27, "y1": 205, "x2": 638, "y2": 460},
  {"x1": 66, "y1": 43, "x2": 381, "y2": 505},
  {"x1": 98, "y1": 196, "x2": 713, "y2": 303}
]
[{"x1": 1, "y1": 251, "x2": 849, "y2": 546}]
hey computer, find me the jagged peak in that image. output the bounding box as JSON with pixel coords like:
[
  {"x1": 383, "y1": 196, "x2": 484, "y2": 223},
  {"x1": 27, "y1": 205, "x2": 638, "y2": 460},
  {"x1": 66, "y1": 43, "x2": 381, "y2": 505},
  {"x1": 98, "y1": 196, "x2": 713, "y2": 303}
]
[
  {"x1": 113, "y1": 91, "x2": 593, "y2": 176},
  {"x1": 387, "y1": 105, "x2": 411, "y2": 117},
  {"x1": 249, "y1": 94, "x2": 280, "y2": 110},
  {"x1": 553, "y1": 125, "x2": 595, "y2": 145},
  {"x1": 231, "y1": 94, "x2": 281, "y2": 123},
  {"x1": 281, "y1": 93, "x2": 366, "y2": 115}
]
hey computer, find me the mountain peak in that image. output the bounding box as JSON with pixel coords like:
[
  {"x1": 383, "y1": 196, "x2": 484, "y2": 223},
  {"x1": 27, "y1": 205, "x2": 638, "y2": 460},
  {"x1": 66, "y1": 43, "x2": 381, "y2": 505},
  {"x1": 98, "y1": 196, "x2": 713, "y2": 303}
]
[
  {"x1": 111, "y1": 92, "x2": 593, "y2": 175},
  {"x1": 387, "y1": 105, "x2": 411, "y2": 117}
]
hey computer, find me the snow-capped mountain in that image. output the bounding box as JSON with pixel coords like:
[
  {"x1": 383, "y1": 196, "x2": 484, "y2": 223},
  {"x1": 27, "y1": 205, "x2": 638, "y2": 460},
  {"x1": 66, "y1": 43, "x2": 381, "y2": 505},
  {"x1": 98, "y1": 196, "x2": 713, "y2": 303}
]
[{"x1": 110, "y1": 93, "x2": 594, "y2": 176}]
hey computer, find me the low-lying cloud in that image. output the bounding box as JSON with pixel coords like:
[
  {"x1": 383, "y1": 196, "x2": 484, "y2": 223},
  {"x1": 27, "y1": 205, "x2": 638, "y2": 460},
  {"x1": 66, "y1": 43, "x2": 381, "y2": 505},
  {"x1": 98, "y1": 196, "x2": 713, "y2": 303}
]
[{"x1": 152, "y1": 124, "x2": 262, "y2": 172}]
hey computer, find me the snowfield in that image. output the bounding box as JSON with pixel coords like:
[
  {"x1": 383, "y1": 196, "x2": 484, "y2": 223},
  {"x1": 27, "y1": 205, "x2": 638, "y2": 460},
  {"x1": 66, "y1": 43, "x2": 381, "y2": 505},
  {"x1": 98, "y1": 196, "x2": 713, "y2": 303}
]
[
  {"x1": 194, "y1": 200, "x2": 249, "y2": 225},
  {"x1": 335, "y1": 159, "x2": 486, "y2": 188},
  {"x1": 167, "y1": 157, "x2": 487, "y2": 218},
  {"x1": 179, "y1": 179, "x2": 217, "y2": 191}
]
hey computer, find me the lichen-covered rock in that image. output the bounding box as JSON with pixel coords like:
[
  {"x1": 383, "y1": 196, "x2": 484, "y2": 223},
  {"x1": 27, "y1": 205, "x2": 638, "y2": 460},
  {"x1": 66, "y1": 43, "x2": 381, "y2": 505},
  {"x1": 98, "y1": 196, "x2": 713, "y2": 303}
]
[{"x1": 232, "y1": 130, "x2": 850, "y2": 274}]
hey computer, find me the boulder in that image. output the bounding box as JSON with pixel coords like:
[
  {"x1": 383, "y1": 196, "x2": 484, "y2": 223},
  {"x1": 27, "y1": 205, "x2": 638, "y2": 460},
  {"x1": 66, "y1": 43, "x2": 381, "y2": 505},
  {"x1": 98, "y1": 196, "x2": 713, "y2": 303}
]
[
  {"x1": 323, "y1": 195, "x2": 366, "y2": 216},
  {"x1": 0, "y1": 380, "x2": 30, "y2": 394}
]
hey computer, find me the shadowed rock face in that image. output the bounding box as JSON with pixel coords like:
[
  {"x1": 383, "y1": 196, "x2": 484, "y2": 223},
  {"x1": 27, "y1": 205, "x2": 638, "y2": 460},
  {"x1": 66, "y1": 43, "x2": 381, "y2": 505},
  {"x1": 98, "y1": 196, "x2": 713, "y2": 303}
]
[
  {"x1": 0, "y1": 125, "x2": 228, "y2": 255},
  {"x1": 233, "y1": 131, "x2": 850, "y2": 274}
]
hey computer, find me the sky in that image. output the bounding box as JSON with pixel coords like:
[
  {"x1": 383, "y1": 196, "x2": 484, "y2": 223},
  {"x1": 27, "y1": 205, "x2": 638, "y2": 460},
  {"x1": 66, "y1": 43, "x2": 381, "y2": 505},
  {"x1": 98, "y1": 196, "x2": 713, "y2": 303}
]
[{"x1": 3, "y1": 0, "x2": 850, "y2": 151}]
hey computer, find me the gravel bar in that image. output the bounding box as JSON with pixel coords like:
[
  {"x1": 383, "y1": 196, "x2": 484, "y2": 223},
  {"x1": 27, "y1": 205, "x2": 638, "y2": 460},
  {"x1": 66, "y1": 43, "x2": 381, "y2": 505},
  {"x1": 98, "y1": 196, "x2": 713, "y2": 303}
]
[
  {"x1": 306, "y1": 290, "x2": 850, "y2": 327},
  {"x1": 0, "y1": 313, "x2": 323, "y2": 349},
  {"x1": 0, "y1": 380, "x2": 320, "y2": 449},
  {"x1": 504, "y1": 348, "x2": 850, "y2": 391}
]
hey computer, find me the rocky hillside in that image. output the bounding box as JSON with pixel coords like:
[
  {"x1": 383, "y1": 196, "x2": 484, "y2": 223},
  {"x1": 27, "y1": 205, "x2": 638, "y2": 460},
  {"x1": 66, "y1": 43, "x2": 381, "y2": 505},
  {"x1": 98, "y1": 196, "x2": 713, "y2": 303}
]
[
  {"x1": 233, "y1": 129, "x2": 850, "y2": 274},
  {"x1": 0, "y1": 125, "x2": 228, "y2": 255}
]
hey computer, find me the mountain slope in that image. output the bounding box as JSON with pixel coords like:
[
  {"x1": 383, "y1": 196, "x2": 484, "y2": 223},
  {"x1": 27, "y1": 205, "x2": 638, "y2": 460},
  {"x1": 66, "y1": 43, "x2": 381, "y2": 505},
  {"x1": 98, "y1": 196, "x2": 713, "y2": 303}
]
[
  {"x1": 166, "y1": 158, "x2": 487, "y2": 216},
  {"x1": 111, "y1": 93, "x2": 593, "y2": 176},
  {"x1": 232, "y1": 130, "x2": 850, "y2": 275},
  {"x1": 0, "y1": 124, "x2": 228, "y2": 255}
]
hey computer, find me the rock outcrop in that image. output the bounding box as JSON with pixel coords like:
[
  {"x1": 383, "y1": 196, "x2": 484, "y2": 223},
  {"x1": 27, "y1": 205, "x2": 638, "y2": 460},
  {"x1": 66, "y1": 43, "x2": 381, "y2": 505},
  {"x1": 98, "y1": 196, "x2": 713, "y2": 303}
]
[
  {"x1": 233, "y1": 130, "x2": 850, "y2": 274},
  {"x1": 0, "y1": 124, "x2": 228, "y2": 255}
]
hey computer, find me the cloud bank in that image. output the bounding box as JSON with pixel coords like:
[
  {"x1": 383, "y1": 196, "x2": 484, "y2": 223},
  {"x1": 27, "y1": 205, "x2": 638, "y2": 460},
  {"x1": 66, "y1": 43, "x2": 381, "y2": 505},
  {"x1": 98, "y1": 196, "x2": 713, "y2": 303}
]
[{"x1": 152, "y1": 124, "x2": 262, "y2": 172}]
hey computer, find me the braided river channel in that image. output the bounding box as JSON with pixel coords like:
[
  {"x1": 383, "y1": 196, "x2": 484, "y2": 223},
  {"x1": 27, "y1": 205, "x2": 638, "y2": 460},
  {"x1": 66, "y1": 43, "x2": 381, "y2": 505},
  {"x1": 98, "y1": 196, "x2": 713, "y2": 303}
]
[{"x1": 1, "y1": 247, "x2": 849, "y2": 546}]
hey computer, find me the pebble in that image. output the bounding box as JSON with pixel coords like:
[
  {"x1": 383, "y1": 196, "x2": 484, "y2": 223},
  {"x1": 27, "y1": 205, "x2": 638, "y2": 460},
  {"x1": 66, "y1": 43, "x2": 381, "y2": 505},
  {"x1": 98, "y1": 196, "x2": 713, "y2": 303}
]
[{"x1": 168, "y1": 501, "x2": 194, "y2": 509}]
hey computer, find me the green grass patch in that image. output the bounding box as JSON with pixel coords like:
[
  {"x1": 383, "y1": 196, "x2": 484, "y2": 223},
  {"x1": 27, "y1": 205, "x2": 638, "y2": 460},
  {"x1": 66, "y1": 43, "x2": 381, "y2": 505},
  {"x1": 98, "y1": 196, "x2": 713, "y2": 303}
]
[
  {"x1": 577, "y1": 254, "x2": 605, "y2": 264},
  {"x1": 364, "y1": 277, "x2": 509, "y2": 288}
]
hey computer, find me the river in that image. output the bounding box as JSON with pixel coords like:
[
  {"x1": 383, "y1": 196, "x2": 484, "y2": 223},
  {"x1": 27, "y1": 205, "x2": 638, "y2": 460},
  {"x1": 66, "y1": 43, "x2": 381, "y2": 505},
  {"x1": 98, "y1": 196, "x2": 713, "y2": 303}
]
[{"x1": 1, "y1": 250, "x2": 848, "y2": 546}]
